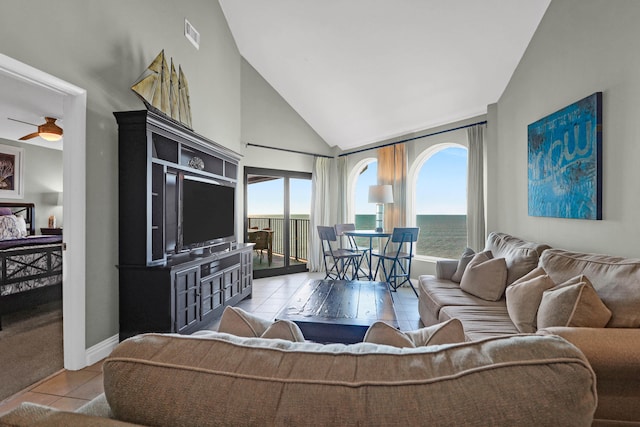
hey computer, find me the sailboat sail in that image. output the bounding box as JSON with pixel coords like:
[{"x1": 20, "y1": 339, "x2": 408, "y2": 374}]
[
  {"x1": 131, "y1": 50, "x2": 192, "y2": 129},
  {"x1": 170, "y1": 60, "x2": 179, "y2": 120},
  {"x1": 178, "y1": 66, "x2": 192, "y2": 129}
]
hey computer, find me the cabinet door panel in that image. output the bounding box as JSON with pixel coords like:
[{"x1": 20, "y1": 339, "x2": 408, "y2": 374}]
[
  {"x1": 223, "y1": 266, "x2": 241, "y2": 302},
  {"x1": 200, "y1": 272, "x2": 224, "y2": 317},
  {"x1": 175, "y1": 266, "x2": 199, "y2": 332}
]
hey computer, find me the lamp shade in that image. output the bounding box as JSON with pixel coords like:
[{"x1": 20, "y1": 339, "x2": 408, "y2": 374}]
[{"x1": 368, "y1": 185, "x2": 393, "y2": 204}]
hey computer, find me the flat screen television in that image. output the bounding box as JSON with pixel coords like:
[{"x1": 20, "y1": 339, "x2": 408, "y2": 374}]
[{"x1": 178, "y1": 174, "x2": 236, "y2": 252}]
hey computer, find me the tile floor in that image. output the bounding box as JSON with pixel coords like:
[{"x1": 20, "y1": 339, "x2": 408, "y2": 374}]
[{"x1": 0, "y1": 271, "x2": 422, "y2": 416}]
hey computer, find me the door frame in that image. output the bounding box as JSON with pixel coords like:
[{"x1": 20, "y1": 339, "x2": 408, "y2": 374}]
[
  {"x1": 0, "y1": 54, "x2": 87, "y2": 370},
  {"x1": 244, "y1": 167, "x2": 311, "y2": 278}
]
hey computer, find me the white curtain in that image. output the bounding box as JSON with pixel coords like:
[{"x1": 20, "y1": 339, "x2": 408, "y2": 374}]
[
  {"x1": 377, "y1": 144, "x2": 407, "y2": 230},
  {"x1": 308, "y1": 156, "x2": 333, "y2": 272},
  {"x1": 467, "y1": 124, "x2": 486, "y2": 251}
]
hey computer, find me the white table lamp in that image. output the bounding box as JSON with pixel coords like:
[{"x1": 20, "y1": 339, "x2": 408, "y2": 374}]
[{"x1": 368, "y1": 185, "x2": 393, "y2": 232}]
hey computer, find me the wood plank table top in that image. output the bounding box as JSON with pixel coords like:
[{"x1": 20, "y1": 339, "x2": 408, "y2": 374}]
[{"x1": 275, "y1": 279, "x2": 399, "y2": 344}]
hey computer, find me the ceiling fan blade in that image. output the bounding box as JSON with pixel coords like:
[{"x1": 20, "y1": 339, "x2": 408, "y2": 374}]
[
  {"x1": 19, "y1": 132, "x2": 40, "y2": 141},
  {"x1": 7, "y1": 117, "x2": 38, "y2": 127}
]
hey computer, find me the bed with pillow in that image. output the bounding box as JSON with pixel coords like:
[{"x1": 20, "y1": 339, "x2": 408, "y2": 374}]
[{"x1": 0, "y1": 202, "x2": 63, "y2": 329}]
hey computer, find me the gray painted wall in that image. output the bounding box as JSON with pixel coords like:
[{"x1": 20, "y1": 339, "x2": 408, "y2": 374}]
[
  {"x1": 0, "y1": 139, "x2": 63, "y2": 229},
  {"x1": 241, "y1": 58, "x2": 333, "y2": 171},
  {"x1": 489, "y1": 0, "x2": 640, "y2": 257},
  {"x1": 0, "y1": 0, "x2": 242, "y2": 347}
]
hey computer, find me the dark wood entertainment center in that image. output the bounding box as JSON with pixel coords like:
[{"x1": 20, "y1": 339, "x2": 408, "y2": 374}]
[{"x1": 115, "y1": 110, "x2": 252, "y2": 341}]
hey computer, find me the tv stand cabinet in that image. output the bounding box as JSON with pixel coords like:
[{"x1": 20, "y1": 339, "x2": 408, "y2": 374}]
[
  {"x1": 115, "y1": 110, "x2": 251, "y2": 340},
  {"x1": 118, "y1": 244, "x2": 253, "y2": 341}
]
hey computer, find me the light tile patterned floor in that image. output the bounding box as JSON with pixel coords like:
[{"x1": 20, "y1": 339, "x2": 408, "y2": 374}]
[{"x1": 0, "y1": 271, "x2": 422, "y2": 415}]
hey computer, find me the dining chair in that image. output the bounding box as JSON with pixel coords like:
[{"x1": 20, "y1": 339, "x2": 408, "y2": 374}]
[
  {"x1": 334, "y1": 223, "x2": 370, "y2": 277},
  {"x1": 372, "y1": 227, "x2": 420, "y2": 296},
  {"x1": 250, "y1": 230, "x2": 271, "y2": 265},
  {"x1": 317, "y1": 225, "x2": 361, "y2": 280}
]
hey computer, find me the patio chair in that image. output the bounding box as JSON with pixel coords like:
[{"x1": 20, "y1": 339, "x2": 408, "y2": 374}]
[
  {"x1": 334, "y1": 223, "x2": 370, "y2": 277},
  {"x1": 372, "y1": 227, "x2": 420, "y2": 296},
  {"x1": 248, "y1": 229, "x2": 272, "y2": 266},
  {"x1": 317, "y1": 225, "x2": 361, "y2": 280}
]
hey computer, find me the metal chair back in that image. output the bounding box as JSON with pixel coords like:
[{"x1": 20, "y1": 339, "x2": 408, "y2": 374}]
[
  {"x1": 317, "y1": 225, "x2": 360, "y2": 280},
  {"x1": 376, "y1": 227, "x2": 420, "y2": 295}
]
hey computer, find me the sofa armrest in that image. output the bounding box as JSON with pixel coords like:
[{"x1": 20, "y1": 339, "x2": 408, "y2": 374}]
[
  {"x1": 436, "y1": 259, "x2": 458, "y2": 280},
  {"x1": 537, "y1": 327, "x2": 640, "y2": 379}
]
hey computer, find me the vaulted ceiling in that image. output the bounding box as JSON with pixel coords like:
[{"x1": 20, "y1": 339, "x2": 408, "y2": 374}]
[{"x1": 219, "y1": 0, "x2": 551, "y2": 150}]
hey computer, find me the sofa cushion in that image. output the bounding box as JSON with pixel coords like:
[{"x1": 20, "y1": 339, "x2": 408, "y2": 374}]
[
  {"x1": 363, "y1": 321, "x2": 414, "y2": 347},
  {"x1": 363, "y1": 319, "x2": 465, "y2": 347},
  {"x1": 0, "y1": 402, "x2": 138, "y2": 426},
  {"x1": 537, "y1": 275, "x2": 612, "y2": 329},
  {"x1": 539, "y1": 248, "x2": 640, "y2": 327},
  {"x1": 217, "y1": 306, "x2": 272, "y2": 337},
  {"x1": 460, "y1": 251, "x2": 508, "y2": 301},
  {"x1": 451, "y1": 247, "x2": 475, "y2": 283},
  {"x1": 216, "y1": 306, "x2": 305, "y2": 341},
  {"x1": 418, "y1": 277, "x2": 504, "y2": 326},
  {"x1": 439, "y1": 305, "x2": 519, "y2": 341},
  {"x1": 102, "y1": 332, "x2": 596, "y2": 426},
  {"x1": 506, "y1": 268, "x2": 555, "y2": 333},
  {"x1": 485, "y1": 232, "x2": 551, "y2": 285}
]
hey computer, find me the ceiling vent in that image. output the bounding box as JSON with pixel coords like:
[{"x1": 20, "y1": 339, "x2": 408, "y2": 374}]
[{"x1": 184, "y1": 19, "x2": 200, "y2": 50}]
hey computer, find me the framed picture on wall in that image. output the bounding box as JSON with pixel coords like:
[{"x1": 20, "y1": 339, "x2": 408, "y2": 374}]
[
  {"x1": 0, "y1": 144, "x2": 24, "y2": 199},
  {"x1": 527, "y1": 92, "x2": 603, "y2": 220}
]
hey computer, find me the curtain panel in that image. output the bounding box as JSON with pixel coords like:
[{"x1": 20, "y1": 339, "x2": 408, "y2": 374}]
[
  {"x1": 309, "y1": 156, "x2": 346, "y2": 272},
  {"x1": 377, "y1": 144, "x2": 407, "y2": 230},
  {"x1": 467, "y1": 124, "x2": 486, "y2": 251}
]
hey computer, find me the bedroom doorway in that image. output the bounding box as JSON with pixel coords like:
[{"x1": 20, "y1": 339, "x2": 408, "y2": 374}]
[{"x1": 0, "y1": 54, "x2": 87, "y2": 371}]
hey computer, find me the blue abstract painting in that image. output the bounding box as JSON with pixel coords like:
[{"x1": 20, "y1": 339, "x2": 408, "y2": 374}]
[{"x1": 528, "y1": 92, "x2": 602, "y2": 220}]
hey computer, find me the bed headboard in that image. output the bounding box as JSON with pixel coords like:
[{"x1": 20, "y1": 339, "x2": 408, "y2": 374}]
[{"x1": 0, "y1": 202, "x2": 36, "y2": 235}]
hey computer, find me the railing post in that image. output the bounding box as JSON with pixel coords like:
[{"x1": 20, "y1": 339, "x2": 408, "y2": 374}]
[{"x1": 294, "y1": 219, "x2": 299, "y2": 261}]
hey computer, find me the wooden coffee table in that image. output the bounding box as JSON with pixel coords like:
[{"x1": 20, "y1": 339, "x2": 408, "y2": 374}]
[{"x1": 275, "y1": 279, "x2": 399, "y2": 344}]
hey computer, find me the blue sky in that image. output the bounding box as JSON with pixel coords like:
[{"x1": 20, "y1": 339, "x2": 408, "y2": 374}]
[
  {"x1": 247, "y1": 177, "x2": 311, "y2": 215},
  {"x1": 247, "y1": 147, "x2": 467, "y2": 216}
]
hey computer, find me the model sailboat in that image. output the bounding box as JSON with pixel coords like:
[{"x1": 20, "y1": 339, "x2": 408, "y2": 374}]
[{"x1": 131, "y1": 50, "x2": 192, "y2": 129}]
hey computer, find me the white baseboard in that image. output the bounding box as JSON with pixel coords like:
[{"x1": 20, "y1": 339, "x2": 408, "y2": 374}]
[{"x1": 85, "y1": 334, "x2": 119, "y2": 366}]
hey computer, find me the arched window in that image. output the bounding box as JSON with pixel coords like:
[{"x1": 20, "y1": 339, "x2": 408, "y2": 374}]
[
  {"x1": 348, "y1": 158, "x2": 377, "y2": 229},
  {"x1": 409, "y1": 144, "x2": 468, "y2": 259}
]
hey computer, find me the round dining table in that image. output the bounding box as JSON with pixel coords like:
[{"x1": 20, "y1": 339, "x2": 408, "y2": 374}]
[{"x1": 343, "y1": 229, "x2": 391, "y2": 280}]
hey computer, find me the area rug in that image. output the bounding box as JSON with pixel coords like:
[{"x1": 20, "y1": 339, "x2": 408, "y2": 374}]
[{"x1": 0, "y1": 300, "x2": 63, "y2": 401}]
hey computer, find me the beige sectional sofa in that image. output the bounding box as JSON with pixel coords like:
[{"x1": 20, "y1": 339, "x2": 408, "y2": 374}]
[
  {"x1": 0, "y1": 331, "x2": 596, "y2": 426},
  {"x1": 418, "y1": 232, "x2": 640, "y2": 426}
]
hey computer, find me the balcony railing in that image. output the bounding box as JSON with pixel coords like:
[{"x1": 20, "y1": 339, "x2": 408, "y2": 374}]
[{"x1": 247, "y1": 217, "x2": 309, "y2": 262}]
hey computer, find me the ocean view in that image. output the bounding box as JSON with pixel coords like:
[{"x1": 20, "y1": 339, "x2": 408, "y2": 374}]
[
  {"x1": 248, "y1": 214, "x2": 467, "y2": 260},
  {"x1": 355, "y1": 214, "x2": 467, "y2": 259}
]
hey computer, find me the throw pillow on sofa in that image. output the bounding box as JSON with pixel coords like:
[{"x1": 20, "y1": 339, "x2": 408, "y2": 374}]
[
  {"x1": 217, "y1": 306, "x2": 305, "y2": 342},
  {"x1": 451, "y1": 247, "x2": 475, "y2": 283},
  {"x1": 505, "y1": 267, "x2": 555, "y2": 333},
  {"x1": 537, "y1": 275, "x2": 612, "y2": 329},
  {"x1": 363, "y1": 319, "x2": 465, "y2": 348},
  {"x1": 460, "y1": 251, "x2": 508, "y2": 301}
]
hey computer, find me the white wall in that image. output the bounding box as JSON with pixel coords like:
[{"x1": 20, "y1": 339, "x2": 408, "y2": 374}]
[
  {"x1": 0, "y1": 139, "x2": 63, "y2": 229},
  {"x1": 0, "y1": 0, "x2": 241, "y2": 347},
  {"x1": 489, "y1": 0, "x2": 640, "y2": 257}
]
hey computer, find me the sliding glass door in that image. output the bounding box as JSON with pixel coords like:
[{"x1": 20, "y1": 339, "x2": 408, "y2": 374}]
[{"x1": 244, "y1": 167, "x2": 311, "y2": 278}]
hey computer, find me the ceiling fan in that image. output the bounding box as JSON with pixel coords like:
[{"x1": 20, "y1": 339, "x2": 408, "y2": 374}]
[{"x1": 8, "y1": 116, "x2": 63, "y2": 141}]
